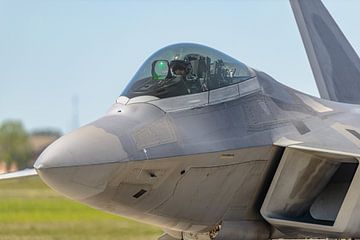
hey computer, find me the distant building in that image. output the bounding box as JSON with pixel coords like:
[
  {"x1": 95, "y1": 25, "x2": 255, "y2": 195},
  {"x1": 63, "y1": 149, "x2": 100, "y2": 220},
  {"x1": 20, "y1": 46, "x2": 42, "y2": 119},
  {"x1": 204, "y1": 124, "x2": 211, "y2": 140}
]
[{"x1": 0, "y1": 162, "x2": 17, "y2": 174}]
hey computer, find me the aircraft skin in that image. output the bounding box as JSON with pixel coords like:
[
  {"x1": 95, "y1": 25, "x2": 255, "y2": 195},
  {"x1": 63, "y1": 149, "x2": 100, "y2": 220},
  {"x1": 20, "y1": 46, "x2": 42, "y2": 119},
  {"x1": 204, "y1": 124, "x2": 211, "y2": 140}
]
[{"x1": 2, "y1": 0, "x2": 360, "y2": 239}]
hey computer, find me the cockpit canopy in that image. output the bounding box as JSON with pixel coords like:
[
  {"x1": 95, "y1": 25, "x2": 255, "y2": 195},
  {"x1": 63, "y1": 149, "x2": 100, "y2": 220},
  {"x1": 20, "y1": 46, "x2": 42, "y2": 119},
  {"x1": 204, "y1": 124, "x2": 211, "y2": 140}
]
[{"x1": 121, "y1": 43, "x2": 255, "y2": 99}]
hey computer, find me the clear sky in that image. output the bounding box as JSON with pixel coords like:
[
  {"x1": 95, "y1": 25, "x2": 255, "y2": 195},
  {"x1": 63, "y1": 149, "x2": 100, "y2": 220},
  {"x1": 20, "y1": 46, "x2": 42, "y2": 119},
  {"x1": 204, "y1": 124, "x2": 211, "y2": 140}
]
[{"x1": 1, "y1": 0, "x2": 359, "y2": 134}]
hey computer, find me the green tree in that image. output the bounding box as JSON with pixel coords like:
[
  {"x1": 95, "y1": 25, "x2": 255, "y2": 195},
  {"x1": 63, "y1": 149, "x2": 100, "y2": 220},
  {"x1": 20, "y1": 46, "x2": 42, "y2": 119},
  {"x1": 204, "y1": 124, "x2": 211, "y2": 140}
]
[{"x1": 0, "y1": 121, "x2": 32, "y2": 170}]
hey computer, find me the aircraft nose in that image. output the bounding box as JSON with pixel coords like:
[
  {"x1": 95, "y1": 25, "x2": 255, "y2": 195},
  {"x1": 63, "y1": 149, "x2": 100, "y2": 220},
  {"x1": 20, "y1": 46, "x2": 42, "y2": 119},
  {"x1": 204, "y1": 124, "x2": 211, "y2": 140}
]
[{"x1": 34, "y1": 125, "x2": 128, "y2": 200}]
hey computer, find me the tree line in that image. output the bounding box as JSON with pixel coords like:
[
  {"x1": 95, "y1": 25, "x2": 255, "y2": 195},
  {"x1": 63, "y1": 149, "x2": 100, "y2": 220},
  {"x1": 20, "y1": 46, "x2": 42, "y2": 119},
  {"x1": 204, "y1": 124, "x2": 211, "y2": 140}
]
[
  {"x1": 0, "y1": 121, "x2": 32, "y2": 170},
  {"x1": 0, "y1": 120, "x2": 63, "y2": 171}
]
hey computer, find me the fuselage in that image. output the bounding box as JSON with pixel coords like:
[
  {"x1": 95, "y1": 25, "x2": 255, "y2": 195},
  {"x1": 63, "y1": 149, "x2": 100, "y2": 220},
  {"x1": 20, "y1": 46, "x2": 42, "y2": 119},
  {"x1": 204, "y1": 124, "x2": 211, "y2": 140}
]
[{"x1": 34, "y1": 43, "x2": 360, "y2": 238}]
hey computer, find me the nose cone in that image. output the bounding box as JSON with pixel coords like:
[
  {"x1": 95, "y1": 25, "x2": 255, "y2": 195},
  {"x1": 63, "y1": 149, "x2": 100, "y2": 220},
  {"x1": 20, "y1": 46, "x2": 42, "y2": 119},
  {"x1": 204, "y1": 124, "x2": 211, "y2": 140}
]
[
  {"x1": 34, "y1": 125, "x2": 128, "y2": 169},
  {"x1": 34, "y1": 125, "x2": 128, "y2": 200}
]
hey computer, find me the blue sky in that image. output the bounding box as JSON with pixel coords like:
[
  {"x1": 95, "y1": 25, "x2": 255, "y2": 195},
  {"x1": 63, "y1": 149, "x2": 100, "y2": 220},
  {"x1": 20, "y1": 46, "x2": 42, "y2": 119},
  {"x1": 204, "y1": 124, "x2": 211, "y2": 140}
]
[{"x1": 1, "y1": 0, "x2": 359, "y2": 134}]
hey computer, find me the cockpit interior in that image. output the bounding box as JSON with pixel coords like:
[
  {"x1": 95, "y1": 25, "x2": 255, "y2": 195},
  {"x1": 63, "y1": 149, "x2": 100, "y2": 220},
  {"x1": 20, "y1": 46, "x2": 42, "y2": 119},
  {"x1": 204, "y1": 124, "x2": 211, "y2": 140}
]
[{"x1": 122, "y1": 43, "x2": 255, "y2": 99}]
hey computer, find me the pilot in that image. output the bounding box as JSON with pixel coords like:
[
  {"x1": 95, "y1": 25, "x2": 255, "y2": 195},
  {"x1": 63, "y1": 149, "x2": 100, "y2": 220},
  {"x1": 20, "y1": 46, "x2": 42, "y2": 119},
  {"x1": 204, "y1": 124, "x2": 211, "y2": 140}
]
[{"x1": 170, "y1": 60, "x2": 190, "y2": 77}]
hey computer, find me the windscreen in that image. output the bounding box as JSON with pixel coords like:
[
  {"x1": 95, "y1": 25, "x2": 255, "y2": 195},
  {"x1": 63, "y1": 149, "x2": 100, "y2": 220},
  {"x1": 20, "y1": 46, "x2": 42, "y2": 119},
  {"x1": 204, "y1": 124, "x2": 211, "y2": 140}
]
[{"x1": 121, "y1": 43, "x2": 254, "y2": 99}]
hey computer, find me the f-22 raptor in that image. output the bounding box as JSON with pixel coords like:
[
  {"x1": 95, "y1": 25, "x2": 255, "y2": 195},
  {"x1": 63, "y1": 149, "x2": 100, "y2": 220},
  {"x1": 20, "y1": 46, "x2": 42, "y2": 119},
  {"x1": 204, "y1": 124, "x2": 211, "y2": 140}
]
[{"x1": 2, "y1": 0, "x2": 360, "y2": 239}]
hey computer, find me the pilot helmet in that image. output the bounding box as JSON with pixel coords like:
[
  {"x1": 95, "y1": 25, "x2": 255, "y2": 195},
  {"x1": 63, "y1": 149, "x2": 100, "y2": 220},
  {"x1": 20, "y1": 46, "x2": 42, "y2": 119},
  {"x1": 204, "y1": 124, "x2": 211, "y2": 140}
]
[{"x1": 170, "y1": 60, "x2": 192, "y2": 76}]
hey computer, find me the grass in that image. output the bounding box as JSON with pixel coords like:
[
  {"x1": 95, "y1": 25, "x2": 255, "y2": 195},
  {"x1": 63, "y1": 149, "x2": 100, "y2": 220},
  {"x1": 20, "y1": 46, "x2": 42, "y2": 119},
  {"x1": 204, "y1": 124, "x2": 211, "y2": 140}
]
[{"x1": 0, "y1": 177, "x2": 162, "y2": 240}]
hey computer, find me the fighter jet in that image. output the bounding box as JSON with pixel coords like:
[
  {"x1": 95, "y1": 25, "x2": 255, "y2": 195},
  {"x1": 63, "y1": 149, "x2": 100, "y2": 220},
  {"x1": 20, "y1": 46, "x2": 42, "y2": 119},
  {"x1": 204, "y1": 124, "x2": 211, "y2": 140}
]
[{"x1": 2, "y1": 0, "x2": 360, "y2": 239}]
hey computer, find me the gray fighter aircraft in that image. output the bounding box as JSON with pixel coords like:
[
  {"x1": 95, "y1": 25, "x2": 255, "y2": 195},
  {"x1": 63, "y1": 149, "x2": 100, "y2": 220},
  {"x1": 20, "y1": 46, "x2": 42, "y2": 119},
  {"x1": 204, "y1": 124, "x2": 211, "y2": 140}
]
[{"x1": 2, "y1": 0, "x2": 360, "y2": 239}]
